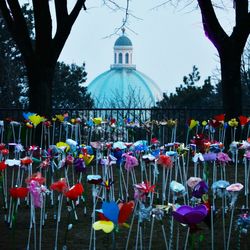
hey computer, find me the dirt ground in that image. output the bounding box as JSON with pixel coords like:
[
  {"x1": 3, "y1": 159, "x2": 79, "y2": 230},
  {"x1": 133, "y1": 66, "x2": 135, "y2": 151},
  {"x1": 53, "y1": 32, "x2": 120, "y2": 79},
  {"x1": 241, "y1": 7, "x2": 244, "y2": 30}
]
[{"x1": 0, "y1": 159, "x2": 250, "y2": 250}]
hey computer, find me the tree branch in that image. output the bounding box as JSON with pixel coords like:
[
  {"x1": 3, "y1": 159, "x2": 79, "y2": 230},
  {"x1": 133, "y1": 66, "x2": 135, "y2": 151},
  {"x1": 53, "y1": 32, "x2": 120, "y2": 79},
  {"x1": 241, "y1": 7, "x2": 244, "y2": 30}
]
[
  {"x1": 32, "y1": 0, "x2": 52, "y2": 60},
  {"x1": 5, "y1": 0, "x2": 33, "y2": 62},
  {"x1": 0, "y1": 0, "x2": 14, "y2": 31},
  {"x1": 54, "y1": 0, "x2": 68, "y2": 31},
  {"x1": 197, "y1": 0, "x2": 229, "y2": 51},
  {"x1": 52, "y1": 0, "x2": 86, "y2": 62}
]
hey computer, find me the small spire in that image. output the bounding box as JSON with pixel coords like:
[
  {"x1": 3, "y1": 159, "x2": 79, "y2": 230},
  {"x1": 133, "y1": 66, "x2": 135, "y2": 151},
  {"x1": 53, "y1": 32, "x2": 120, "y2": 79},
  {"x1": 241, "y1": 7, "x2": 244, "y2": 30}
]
[{"x1": 122, "y1": 27, "x2": 125, "y2": 35}]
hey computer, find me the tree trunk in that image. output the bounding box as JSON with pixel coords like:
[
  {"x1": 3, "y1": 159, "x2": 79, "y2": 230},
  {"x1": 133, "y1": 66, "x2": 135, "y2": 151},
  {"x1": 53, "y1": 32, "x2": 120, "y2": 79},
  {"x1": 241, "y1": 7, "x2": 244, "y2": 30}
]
[
  {"x1": 219, "y1": 46, "x2": 243, "y2": 120},
  {"x1": 27, "y1": 63, "x2": 55, "y2": 117}
]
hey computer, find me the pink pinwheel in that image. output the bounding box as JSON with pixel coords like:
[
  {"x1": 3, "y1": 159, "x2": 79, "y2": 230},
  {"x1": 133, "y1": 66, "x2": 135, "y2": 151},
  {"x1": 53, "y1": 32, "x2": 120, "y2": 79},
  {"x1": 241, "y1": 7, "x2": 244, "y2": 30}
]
[{"x1": 172, "y1": 204, "x2": 208, "y2": 225}]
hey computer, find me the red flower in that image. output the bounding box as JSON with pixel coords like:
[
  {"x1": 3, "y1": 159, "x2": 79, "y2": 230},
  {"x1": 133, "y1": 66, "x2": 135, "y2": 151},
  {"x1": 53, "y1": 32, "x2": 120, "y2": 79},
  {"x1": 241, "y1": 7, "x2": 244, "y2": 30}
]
[
  {"x1": 10, "y1": 187, "x2": 29, "y2": 199},
  {"x1": 151, "y1": 137, "x2": 159, "y2": 144},
  {"x1": 0, "y1": 143, "x2": 5, "y2": 150},
  {"x1": 214, "y1": 114, "x2": 225, "y2": 122},
  {"x1": 0, "y1": 161, "x2": 7, "y2": 171},
  {"x1": 26, "y1": 172, "x2": 45, "y2": 185},
  {"x1": 1, "y1": 149, "x2": 9, "y2": 155},
  {"x1": 157, "y1": 154, "x2": 172, "y2": 168},
  {"x1": 239, "y1": 116, "x2": 249, "y2": 126},
  {"x1": 21, "y1": 156, "x2": 33, "y2": 165},
  {"x1": 50, "y1": 178, "x2": 68, "y2": 193},
  {"x1": 64, "y1": 183, "x2": 84, "y2": 200}
]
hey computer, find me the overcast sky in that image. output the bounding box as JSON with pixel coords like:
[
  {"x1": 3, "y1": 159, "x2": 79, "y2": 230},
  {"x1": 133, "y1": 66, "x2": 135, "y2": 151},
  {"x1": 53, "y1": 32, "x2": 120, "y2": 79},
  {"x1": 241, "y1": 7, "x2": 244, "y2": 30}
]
[{"x1": 58, "y1": 1, "x2": 235, "y2": 94}]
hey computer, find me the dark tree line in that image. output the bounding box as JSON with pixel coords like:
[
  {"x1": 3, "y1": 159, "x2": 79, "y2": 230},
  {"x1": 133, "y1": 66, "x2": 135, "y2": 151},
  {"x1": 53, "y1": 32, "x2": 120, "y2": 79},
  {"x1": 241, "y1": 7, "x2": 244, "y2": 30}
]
[{"x1": 157, "y1": 64, "x2": 250, "y2": 110}]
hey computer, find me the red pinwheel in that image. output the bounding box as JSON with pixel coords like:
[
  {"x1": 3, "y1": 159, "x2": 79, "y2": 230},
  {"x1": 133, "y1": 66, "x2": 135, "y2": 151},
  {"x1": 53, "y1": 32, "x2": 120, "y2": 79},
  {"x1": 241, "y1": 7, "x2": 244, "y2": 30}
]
[
  {"x1": 10, "y1": 187, "x2": 29, "y2": 199},
  {"x1": 64, "y1": 183, "x2": 84, "y2": 200}
]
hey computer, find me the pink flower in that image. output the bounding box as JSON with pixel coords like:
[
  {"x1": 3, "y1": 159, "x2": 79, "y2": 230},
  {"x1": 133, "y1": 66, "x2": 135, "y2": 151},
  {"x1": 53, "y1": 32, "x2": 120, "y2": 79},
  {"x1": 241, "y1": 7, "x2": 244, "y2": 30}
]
[
  {"x1": 217, "y1": 152, "x2": 231, "y2": 164},
  {"x1": 187, "y1": 177, "x2": 202, "y2": 190},
  {"x1": 123, "y1": 154, "x2": 138, "y2": 171},
  {"x1": 244, "y1": 151, "x2": 250, "y2": 159},
  {"x1": 226, "y1": 183, "x2": 244, "y2": 192}
]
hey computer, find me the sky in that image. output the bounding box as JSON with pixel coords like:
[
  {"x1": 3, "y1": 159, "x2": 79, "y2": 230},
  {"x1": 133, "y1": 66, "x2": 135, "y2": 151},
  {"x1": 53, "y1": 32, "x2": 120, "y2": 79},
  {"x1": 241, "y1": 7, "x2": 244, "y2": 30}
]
[{"x1": 58, "y1": 1, "x2": 235, "y2": 94}]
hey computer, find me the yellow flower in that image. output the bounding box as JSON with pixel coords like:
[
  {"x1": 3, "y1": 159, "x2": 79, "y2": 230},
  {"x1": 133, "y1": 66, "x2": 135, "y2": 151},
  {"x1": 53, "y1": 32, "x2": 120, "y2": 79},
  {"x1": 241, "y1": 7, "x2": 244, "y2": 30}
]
[
  {"x1": 55, "y1": 114, "x2": 64, "y2": 122},
  {"x1": 93, "y1": 117, "x2": 102, "y2": 125},
  {"x1": 189, "y1": 119, "x2": 198, "y2": 130},
  {"x1": 29, "y1": 114, "x2": 46, "y2": 127},
  {"x1": 202, "y1": 121, "x2": 207, "y2": 126},
  {"x1": 83, "y1": 154, "x2": 94, "y2": 165},
  {"x1": 228, "y1": 118, "x2": 238, "y2": 127},
  {"x1": 56, "y1": 142, "x2": 70, "y2": 152}
]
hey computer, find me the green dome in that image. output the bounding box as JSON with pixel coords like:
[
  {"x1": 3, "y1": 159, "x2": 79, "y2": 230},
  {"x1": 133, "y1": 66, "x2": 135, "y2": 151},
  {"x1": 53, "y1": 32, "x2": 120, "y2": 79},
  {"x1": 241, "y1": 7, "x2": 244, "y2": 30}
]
[
  {"x1": 87, "y1": 68, "x2": 162, "y2": 108},
  {"x1": 114, "y1": 35, "x2": 132, "y2": 47}
]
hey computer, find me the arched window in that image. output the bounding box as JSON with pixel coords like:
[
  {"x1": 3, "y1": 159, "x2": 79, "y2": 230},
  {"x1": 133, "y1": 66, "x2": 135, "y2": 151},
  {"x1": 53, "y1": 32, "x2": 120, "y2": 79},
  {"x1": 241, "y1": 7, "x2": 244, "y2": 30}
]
[
  {"x1": 125, "y1": 53, "x2": 129, "y2": 64},
  {"x1": 118, "y1": 53, "x2": 122, "y2": 63},
  {"x1": 114, "y1": 53, "x2": 117, "y2": 63}
]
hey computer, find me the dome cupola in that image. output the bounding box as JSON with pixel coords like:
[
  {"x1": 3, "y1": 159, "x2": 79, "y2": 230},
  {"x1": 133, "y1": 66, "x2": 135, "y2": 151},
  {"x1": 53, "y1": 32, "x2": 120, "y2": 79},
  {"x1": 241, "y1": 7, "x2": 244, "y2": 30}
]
[{"x1": 111, "y1": 28, "x2": 135, "y2": 69}]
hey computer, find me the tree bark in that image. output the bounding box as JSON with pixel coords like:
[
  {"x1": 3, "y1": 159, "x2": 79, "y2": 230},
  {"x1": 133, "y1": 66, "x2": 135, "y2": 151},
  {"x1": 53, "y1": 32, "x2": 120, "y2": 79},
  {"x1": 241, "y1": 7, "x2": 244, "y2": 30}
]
[
  {"x1": 27, "y1": 62, "x2": 56, "y2": 116},
  {"x1": 219, "y1": 45, "x2": 242, "y2": 120}
]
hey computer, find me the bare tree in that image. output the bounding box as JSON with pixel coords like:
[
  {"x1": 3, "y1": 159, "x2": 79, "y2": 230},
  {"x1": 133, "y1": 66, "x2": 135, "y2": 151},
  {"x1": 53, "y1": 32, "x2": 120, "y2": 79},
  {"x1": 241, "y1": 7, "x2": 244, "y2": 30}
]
[{"x1": 0, "y1": 0, "x2": 86, "y2": 116}]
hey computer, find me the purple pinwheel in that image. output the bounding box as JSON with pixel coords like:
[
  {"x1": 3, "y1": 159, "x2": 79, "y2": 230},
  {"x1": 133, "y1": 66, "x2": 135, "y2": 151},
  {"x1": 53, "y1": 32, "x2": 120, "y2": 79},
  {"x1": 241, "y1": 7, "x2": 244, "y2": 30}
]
[
  {"x1": 192, "y1": 180, "x2": 209, "y2": 198},
  {"x1": 172, "y1": 205, "x2": 208, "y2": 225}
]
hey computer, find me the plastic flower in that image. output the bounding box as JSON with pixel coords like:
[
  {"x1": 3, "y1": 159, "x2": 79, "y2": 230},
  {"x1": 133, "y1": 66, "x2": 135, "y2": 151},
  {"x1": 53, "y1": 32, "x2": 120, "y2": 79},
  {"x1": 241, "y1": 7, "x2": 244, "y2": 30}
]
[
  {"x1": 29, "y1": 114, "x2": 46, "y2": 127},
  {"x1": 26, "y1": 172, "x2": 46, "y2": 185},
  {"x1": 0, "y1": 161, "x2": 7, "y2": 171},
  {"x1": 192, "y1": 180, "x2": 208, "y2": 198},
  {"x1": 20, "y1": 156, "x2": 33, "y2": 165},
  {"x1": 93, "y1": 201, "x2": 134, "y2": 233},
  {"x1": 64, "y1": 183, "x2": 84, "y2": 200},
  {"x1": 56, "y1": 142, "x2": 70, "y2": 152},
  {"x1": 214, "y1": 114, "x2": 225, "y2": 122},
  {"x1": 50, "y1": 178, "x2": 68, "y2": 193},
  {"x1": 187, "y1": 177, "x2": 202, "y2": 190},
  {"x1": 93, "y1": 117, "x2": 102, "y2": 125},
  {"x1": 239, "y1": 116, "x2": 249, "y2": 127},
  {"x1": 101, "y1": 178, "x2": 114, "y2": 191},
  {"x1": 217, "y1": 152, "x2": 231, "y2": 164},
  {"x1": 170, "y1": 181, "x2": 186, "y2": 196},
  {"x1": 172, "y1": 204, "x2": 208, "y2": 225},
  {"x1": 123, "y1": 153, "x2": 138, "y2": 171},
  {"x1": 87, "y1": 175, "x2": 103, "y2": 185},
  {"x1": 203, "y1": 152, "x2": 217, "y2": 161},
  {"x1": 226, "y1": 183, "x2": 244, "y2": 206},
  {"x1": 228, "y1": 118, "x2": 238, "y2": 127},
  {"x1": 10, "y1": 187, "x2": 29, "y2": 199},
  {"x1": 74, "y1": 158, "x2": 86, "y2": 172},
  {"x1": 134, "y1": 181, "x2": 155, "y2": 200},
  {"x1": 54, "y1": 114, "x2": 63, "y2": 122},
  {"x1": 188, "y1": 119, "x2": 198, "y2": 130},
  {"x1": 157, "y1": 154, "x2": 172, "y2": 168}
]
